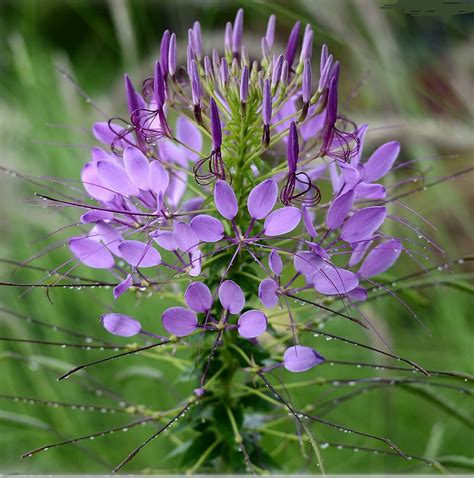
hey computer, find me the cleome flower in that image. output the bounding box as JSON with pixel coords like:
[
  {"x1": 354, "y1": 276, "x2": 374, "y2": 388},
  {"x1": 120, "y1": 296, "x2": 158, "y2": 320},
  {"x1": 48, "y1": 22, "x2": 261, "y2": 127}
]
[
  {"x1": 64, "y1": 7, "x2": 416, "y2": 376},
  {"x1": 9, "y1": 7, "x2": 470, "y2": 474}
]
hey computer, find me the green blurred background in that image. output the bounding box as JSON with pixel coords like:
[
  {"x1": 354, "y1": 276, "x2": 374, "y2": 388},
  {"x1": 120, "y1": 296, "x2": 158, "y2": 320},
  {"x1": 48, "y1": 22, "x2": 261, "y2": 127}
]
[{"x1": 0, "y1": 0, "x2": 472, "y2": 474}]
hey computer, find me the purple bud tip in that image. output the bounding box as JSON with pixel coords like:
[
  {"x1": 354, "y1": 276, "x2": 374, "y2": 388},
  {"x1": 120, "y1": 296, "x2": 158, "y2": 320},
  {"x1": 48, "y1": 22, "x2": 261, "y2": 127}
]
[
  {"x1": 300, "y1": 27, "x2": 313, "y2": 63},
  {"x1": 220, "y1": 58, "x2": 229, "y2": 87},
  {"x1": 232, "y1": 8, "x2": 244, "y2": 54},
  {"x1": 212, "y1": 49, "x2": 220, "y2": 69},
  {"x1": 265, "y1": 14, "x2": 276, "y2": 49},
  {"x1": 204, "y1": 56, "x2": 213, "y2": 78},
  {"x1": 288, "y1": 122, "x2": 299, "y2": 172},
  {"x1": 261, "y1": 37, "x2": 270, "y2": 59},
  {"x1": 271, "y1": 54, "x2": 284, "y2": 89},
  {"x1": 285, "y1": 21, "x2": 301, "y2": 68},
  {"x1": 124, "y1": 74, "x2": 140, "y2": 117},
  {"x1": 154, "y1": 60, "x2": 165, "y2": 109},
  {"x1": 192, "y1": 21, "x2": 202, "y2": 58},
  {"x1": 210, "y1": 97, "x2": 222, "y2": 150},
  {"x1": 168, "y1": 33, "x2": 177, "y2": 76},
  {"x1": 262, "y1": 79, "x2": 272, "y2": 125},
  {"x1": 320, "y1": 44, "x2": 329, "y2": 74},
  {"x1": 318, "y1": 53, "x2": 333, "y2": 92},
  {"x1": 240, "y1": 65, "x2": 249, "y2": 103},
  {"x1": 191, "y1": 60, "x2": 202, "y2": 106},
  {"x1": 302, "y1": 59, "x2": 312, "y2": 103},
  {"x1": 186, "y1": 45, "x2": 194, "y2": 78},
  {"x1": 160, "y1": 30, "x2": 170, "y2": 77},
  {"x1": 280, "y1": 60, "x2": 289, "y2": 87},
  {"x1": 224, "y1": 21, "x2": 233, "y2": 52}
]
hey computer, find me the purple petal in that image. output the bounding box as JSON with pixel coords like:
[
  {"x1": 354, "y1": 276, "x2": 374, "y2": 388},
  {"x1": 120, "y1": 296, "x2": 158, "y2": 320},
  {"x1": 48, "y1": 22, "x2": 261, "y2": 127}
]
[
  {"x1": 358, "y1": 239, "x2": 402, "y2": 278},
  {"x1": 81, "y1": 161, "x2": 115, "y2": 202},
  {"x1": 185, "y1": 281, "x2": 212, "y2": 312},
  {"x1": 313, "y1": 266, "x2": 359, "y2": 295},
  {"x1": 167, "y1": 170, "x2": 187, "y2": 207},
  {"x1": 173, "y1": 222, "x2": 200, "y2": 252},
  {"x1": 268, "y1": 249, "x2": 283, "y2": 276},
  {"x1": 92, "y1": 122, "x2": 115, "y2": 145},
  {"x1": 102, "y1": 313, "x2": 141, "y2": 337},
  {"x1": 293, "y1": 251, "x2": 323, "y2": 281},
  {"x1": 69, "y1": 237, "x2": 115, "y2": 269},
  {"x1": 176, "y1": 116, "x2": 202, "y2": 160},
  {"x1": 162, "y1": 307, "x2": 198, "y2": 337},
  {"x1": 149, "y1": 161, "x2": 170, "y2": 195},
  {"x1": 218, "y1": 280, "x2": 245, "y2": 314},
  {"x1": 80, "y1": 210, "x2": 114, "y2": 224},
  {"x1": 123, "y1": 146, "x2": 150, "y2": 190},
  {"x1": 238, "y1": 310, "x2": 267, "y2": 338},
  {"x1": 258, "y1": 278, "x2": 279, "y2": 308},
  {"x1": 190, "y1": 214, "x2": 224, "y2": 243},
  {"x1": 118, "y1": 240, "x2": 161, "y2": 267},
  {"x1": 355, "y1": 182, "x2": 386, "y2": 199},
  {"x1": 302, "y1": 206, "x2": 318, "y2": 237},
  {"x1": 96, "y1": 160, "x2": 138, "y2": 197},
  {"x1": 214, "y1": 180, "x2": 238, "y2": 220},
  {"x1": 351, "y1": 124, "x2": 368, "y2": 167},
  {"x1": 346, "y1": 287, "x2": 368, "y2": 302},
  {"x1": 264, "y1": 207, "x2": 301, "y2": 236},
  {"x1": 247, "y1": 179, "x2": 278, "y2": 219},
  {"x1": 158, "y1": 139, "x2": 187, "y2": 167},
  {"x1": 340, "y1": 206, "x2": 387, "y2": 243},
  {"x1": 283, "y1": 345, "x2": 324, "y2": 372},
  {"x1": 364, "y1": 141, "x2": 400, "y2": 182},
  {"x1": 348, "y1": 239, "x2": 372, "y2": 267},
  {"x1": 113, "y1": 274, "x2": 133, "y2": 299},
  {"x1": 92, "y1": 222, "x2": 122, "y2": 256},
  {"x1": 152, "y1": 231, "x2": 178, "y2": 251},
  {"x1": 182, "y1": 197, "x2": 205, "y2": 214},
  {"x1": 189, "y1": 249, "x2": 202, "y2": 277},
  {"x1": 326, "y1": 190, "x2": 355, "y2": 230}
]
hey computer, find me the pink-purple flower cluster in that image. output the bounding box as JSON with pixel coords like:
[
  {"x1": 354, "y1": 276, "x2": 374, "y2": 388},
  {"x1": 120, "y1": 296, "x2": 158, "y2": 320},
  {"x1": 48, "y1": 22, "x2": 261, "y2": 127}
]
[{"x1": 68, "y1": 9, "x2": 406, "y2": 376}]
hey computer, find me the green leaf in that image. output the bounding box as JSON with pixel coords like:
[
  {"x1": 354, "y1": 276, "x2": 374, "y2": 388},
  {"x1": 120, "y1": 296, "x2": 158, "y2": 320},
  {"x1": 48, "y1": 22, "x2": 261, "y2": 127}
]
[
  {"x1": 437, "y1": 455, "x2": 474, "y2": 470},
  {"x1": 0, "y1": 409, "x2": 50, "y2": 430}
]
